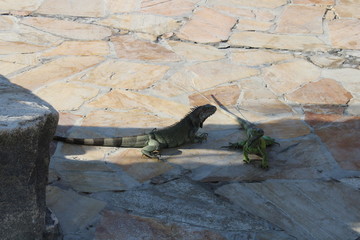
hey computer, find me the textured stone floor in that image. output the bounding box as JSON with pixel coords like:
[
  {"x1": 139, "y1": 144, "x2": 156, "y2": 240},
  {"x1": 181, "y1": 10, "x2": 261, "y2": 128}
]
[{"x1": 2, "y1": 0, "x2": 360, "y2": 239}]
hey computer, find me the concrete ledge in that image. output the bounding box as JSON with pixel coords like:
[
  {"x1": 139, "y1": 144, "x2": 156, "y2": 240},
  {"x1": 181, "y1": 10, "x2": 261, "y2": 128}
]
[{"x1": 0, "y1": 76, "x2": 59, "y2": 240}]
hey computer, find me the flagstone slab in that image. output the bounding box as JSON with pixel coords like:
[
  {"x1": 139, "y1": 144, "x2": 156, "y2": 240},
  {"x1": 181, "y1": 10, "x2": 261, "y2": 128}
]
[
  {"x1": 236, "y1": 19, "x2": 273, "y2": 31},
  {"x1": 46, "y1": 186, "x2": 106, "y2": 234},
  {"x1": 176, "y1": 7, "x2": 237, "y2": 43},
  {"x1": 258, "y1": 117, "x2": 311, "y2": 139},
  {"x1": 212, "y1": 5, "x2": 255, "y2": 18},
  {"x1": 293, "y1": 0, "x2": 334, "y2": 4},
  {"x1": 335, "y1": 0, "x2": 360, "y2": 18},
  {"x1": 322, "y1": 68, "x2": 360, "y2": 95},
  {"x1": 346, "y1": 98, "x2": 360, "y2": 115},
  {"x1": 254, "y1": 9, "x2": 276, "y2": 21},
  {"x1": 140, "y1": 0, "x2": 197, "y2": 17},
  {"x1": 97, "y1": 14, "x2": 180, "y2": 36},
  {"x1": 72, "y1": 59, "x2": 169, "y2": 90},
  {"x1": 0, "y1": 61, "x2": 28, "y2": 76},
  {"x1": 111, "y1": 35, "x2": 180, "y2": 62},
  {"x1": 21, "y1": 17, "x2": 112, "y2": 40},
  {"x1": 35, "y1": 82, "x2": 99, "y2": 111},
  {"x1": 216, "y1": 180, "x2": 360, "y2": 240},
  {"x1": 106, "y1": 149, "x2": 173, "y2": 183},
  {"x1": 309, "y1": 54, "x2": 345, "y2": 68},
  {"x1": 231, "y1": 49, "x2": 293, "y2": 66},
  {"x1": 106, "y1": 0, "x2": 140, "y2": 13},
  {"x1": 0, "y1": 15, "x2": 17, "y2": 30},
  {"x1": 207, "y1": 0, "x2": 288, "y2": 9},
  {"x1": 87, "y1": 89, "x2": 190, "y2": 119},
  {"x1": 0, "y1": 41, "x2": 47, "y2": 54},
  {"x1": 10, "y1": 56, "x2": 104, "y2": 90},
  {"x1": 0, "y1": 0, "x2": 41, "y2": 12},
  {"x1": 188, "y1": 85, "x2": 240, "y2": 106},
  {"x1": 314, "y1": 116, "x2": 360, "y2": 170},
  {"x1": 286, "y1": 78, "x2": 353, "y2": 105},
  {"x1": 328, "y1": 19, "x2": 360, "y2": 49},
  {"x1": 167, "y1": 40, "x2": 225, "y2": 61},
  {"x1": 155, "y1": 60, "x2": 259, "y2": 97},
  {"x1": 0, "y1": 53, "x2": 41, "y2": 66},
  {"x1": 0, "y1": 24, "x2": 63, "y2": 46},
  {"x1": 229, "y1": 32, "x2": 329, "y2": 51},
  {"x1": 263, "y1": 59, "x2": 321, "y2": 95},
  {"x1": 36, "y1": 0, "x2": 106, "y2": 17},
  {"x1": 91, "y1": 178, "x2": 283, "y2": 233},
  {"x1": 276, "y1": 5, "x2": 325, "y2": 34},
  {"x1": 42, "y1": 41, "x2": 110, "y2": 57},
  {"x1": 95, "y1": 210, "x2": 226, "y2": 240}
]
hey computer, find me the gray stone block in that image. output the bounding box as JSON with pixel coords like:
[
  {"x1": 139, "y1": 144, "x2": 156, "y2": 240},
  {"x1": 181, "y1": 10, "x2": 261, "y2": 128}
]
[{"x1": 0, "y1": 76, "x2": 59, "y2": 240}]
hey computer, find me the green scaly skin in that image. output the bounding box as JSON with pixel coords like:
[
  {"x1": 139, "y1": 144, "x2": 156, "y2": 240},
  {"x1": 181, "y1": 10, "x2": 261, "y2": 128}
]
[
  {"x1": 227, "y1": 117, "x2": 278, "y2": 169},
  {"x1": 54, "y1": 104, "x2": 217, "y2": 158}
]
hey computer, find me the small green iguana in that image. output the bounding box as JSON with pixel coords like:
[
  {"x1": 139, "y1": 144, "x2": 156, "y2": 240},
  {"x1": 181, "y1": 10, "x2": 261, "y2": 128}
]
[
  {"x1": 211, "y1": 95, "x2": 278, "y2": 169},
  {"x1": 54, "y1": 104, "x2": 217, "y2": 158}
]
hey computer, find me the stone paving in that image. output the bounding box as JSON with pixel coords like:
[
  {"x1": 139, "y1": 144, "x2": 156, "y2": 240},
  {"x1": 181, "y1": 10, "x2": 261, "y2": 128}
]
[{"x1": 1, "y1": 0, "x2": 360, "y2": 239}]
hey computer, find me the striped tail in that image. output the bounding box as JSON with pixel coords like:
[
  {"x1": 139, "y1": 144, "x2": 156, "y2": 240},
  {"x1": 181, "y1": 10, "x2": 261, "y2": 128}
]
[{"x1": 53, "y1": 135, "x2": 149, "y2": 148}]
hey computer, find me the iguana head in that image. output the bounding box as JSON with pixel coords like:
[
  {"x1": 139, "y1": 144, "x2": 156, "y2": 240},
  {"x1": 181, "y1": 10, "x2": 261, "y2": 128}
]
[
  {"x1": 247, "y1": 127, "x2": 264, "y2": 145},
  {"x1": 189, "y1": 104, "x2": 217, "y2": 128}
]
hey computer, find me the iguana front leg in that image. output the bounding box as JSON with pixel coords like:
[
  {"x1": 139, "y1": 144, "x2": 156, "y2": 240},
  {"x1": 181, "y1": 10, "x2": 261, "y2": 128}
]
[
  {"x1": 258, "y1": 138, "x2": 269, "y2": 169},
  {"x1": 194, "y1": 133, "x2": 208, "y2": 143}
]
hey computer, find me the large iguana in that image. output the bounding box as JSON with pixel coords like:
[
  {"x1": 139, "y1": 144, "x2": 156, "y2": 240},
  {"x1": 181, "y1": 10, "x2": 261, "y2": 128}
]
[
  {"x1": 210, "y1": 95, "x2": 277, "y2": 169},
  {"x1": 54, "y1": 104, "x2": 217, "y2": 158}
]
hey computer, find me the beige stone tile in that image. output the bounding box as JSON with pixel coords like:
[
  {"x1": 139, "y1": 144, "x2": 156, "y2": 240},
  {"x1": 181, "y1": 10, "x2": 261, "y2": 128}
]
[
  {"x1": 140, "y1": 0, "x2": 197, "y2": 16},
  {"x1": 21, "y1": 17, "x2": 111, "y2": 40},
  {"x1": 335, "y1": 0, "x2": 360, "y2": 18},
  {"x1": 111, "y1": 35, "x2": 180, "y2": 62},
  {"x1": 254, "y1": 9, "x2": 276, "y2": 21},
  {"x1": 107, "y1": 149, "x2": 173, "y2": 183},
  {"x1": 10, "y1": 56, "x2": 104, "y2": 90},
  {"x1": 88, "y1": 89, "x2": 190, "y2": 119},
  {"x1": 35, "y1": 82, "x2": 99, "y2": 111},
  {"x1": 0, "y1": 61, "x2": 28, "y2": 76},
  {"x1": 207, "y1": 0, "x2": 288, "y2": 9},
  {"x1": 74, "y1": 59, "x2": 169, "y2": 90},
  {"x1": 309, "y1": 55, "x2": 345, "y2": 68},
  {"x1": 42, "y1": 41, "x2": 110, "y2": 57},
  {"x1": 229, "y1": 32, "x2": 328, "y2": 51},
  {"x1": 346, "y1": 98, "x2": 360, "y2": 116},
  {"x1": 46, "y1": 186, "x2": 106, "y2": 234},
  {"x1": 231, "y1": 49, "x2": 293, "y2": 66},
  {"x1": 97, "y1": 14, "x2": 180, "y2": 36},
  {"x1": 236, "y1": 19, "x2": 273, "y2": 31},
  {"x1": 0, "y1": 24, "x2": 63, "y2": 46},
  {"x1": 237, "y1": 78, "x2": 293, "y2": 115},
  {"x1": 0, "y1": 41, "x2": 47, "y2": 54},
  {"x1": 328, "y1": 19, "x2": 360, "y2": 50},
  {"x1": 188, "y1": 85, "x2": 240, "y2": 106},
  {"x1": 286, "y1": 78, "x2": 352, "y2": 105},
  {"x1": 212, "y1": 5, "x2": 255, "y2": 18},
  {"x1": 81, "y1": 109, "x2": 176, "y2": 131},
  {"x1": 293, "y1": 0, "x2": 334, "y2": 4},
  {"x1": 167, "y1": 40, "x2": 225, "y2": 61},
  {"x1": 0, "y1": 15, "x2": 17, "y2": 30},
  {"x1": 263, "y1": 59, "x2": 321, "y2": 95},
  {"x1": 0, "y1": 0, "x2": 41, "y2": 12},
  {"x1": 276, "y1": 5, "x2": 325, "y2": 34},
  {"x1": 36, "y1": 0, "x2": 106, "y2": 17},
  {"x1": 176, "y1": 7, "x2": 237, "y2": 43},
  {"x1": 322, "y1": 68, "x2": 360, "y2": 95},
  {"x1": 155, "y1": 61, "x2": 259, "y2": 97},
  {"x1": 107, "y1": 0, "x2": 140, "y2": 13},
  {"x1": 0, "y1": 53, "x2": 41, "y2": 66}
]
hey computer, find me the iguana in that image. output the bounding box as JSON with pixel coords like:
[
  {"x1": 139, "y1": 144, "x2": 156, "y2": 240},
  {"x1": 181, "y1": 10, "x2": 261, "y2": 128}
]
[
  {"x1": 210, "y1": 95, "x2": 277, "y2": 169},
  {"x1": 226, "y1": 117, "x2": 278, "y2": 169},
  {"x1": 54, "y1": 104, "x2": 217, "y2": 158}
]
